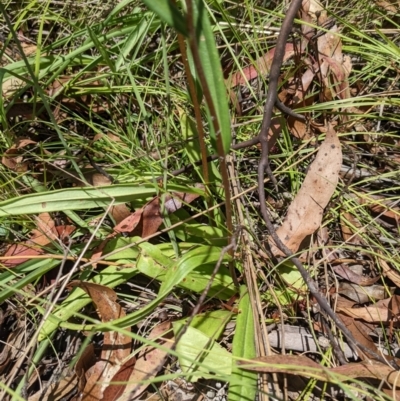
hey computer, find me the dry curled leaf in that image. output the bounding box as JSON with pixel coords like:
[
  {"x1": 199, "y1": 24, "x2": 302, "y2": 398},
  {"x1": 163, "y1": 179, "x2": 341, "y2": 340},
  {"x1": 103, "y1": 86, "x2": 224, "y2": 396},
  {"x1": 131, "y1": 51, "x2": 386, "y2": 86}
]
[
  {"x1": 338, "y1": 282, "x2": 386, "y2": 303},
  {"x1": 116, "y1": 321, "x2": 173, "y2": 401},
  {"x1": 1, "y1": 138, "x2": 36, "y2": 171},
  {"x1": 337, "y1": 296, "x2": 400, "y2": 325},
  {"x1": 336, "y1": 306, "x2": 378, "y2": 361},
  {"x1": 228, "y1": 43, "x2": 297, "y2": 88},
  {"x1": 114, "y1": 189, "x2": 202, "y2": 238},
  {"x1": 379, "y1": 256, "x2": 400, "y2": 287},
  {"x1": 270, "y1": 124, "x2": 342, "y2": 255},
  {"x1": 333, "y1": 264, "x2": 380, "y2": 286},
  {"x1": 2, "y1": 213, "x2": 75, "y2": 267},
  {"x1": 70, "y1": 282, "x2": 132, "y2": 401}
]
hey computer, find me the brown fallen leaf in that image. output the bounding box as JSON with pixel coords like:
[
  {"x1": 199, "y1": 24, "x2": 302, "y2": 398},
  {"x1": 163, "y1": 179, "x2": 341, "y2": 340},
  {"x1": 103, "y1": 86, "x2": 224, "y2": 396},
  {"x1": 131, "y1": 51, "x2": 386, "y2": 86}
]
[
  {"x1": 114, "y1": 189, "x2": 202, "y2": 238},
  {"x1": 379, "y1": 256, "x2": 400, "y2": 287},
  {"x1": 29, "y1": 372, "x2": 78, "y2": 401},
  {"x1": 101, "y1": 357, "x2": 136, "y2": 401},
  {"x1": 0, "y1": 327, "x2": 25, "y2": 375},
  {"x1": 228, "y1": 43, "x2": 297, "y2": 88},
  {"x1": 333, "y1": 264, "x2": 380, "y2": 287},
  {"x1": 359, "y1": 193, "x2": 400, "y2": 225},
  {"x1": 116, "y1": 321, "x2": 174, "y2": 401},
  {"x1": 375, "y1": 0, "x2": 397, "y2": 13},
  {"x1": 75, "y1": 344, "x2": 97, "y2": 393},
  {"x1": 1, "y1": 138, "x2": 37, "y2": 171},
  {"x1": 382, "y1": 388, "x2": 400, "y2": 401},
  {"x1": 2, "y1": 77, "x2": 26, "y2": 98},
  {"x1": 337, "y1": 296, "x2": 400, "y2": 325},
  {"x1": 69, "y1": 282, "x2": 132, "y2": 401},
  {"x1": 2, "y1": 213, "x2": 75, "y2": 267},
  {"x1": 287, "y1": 96, "x2": 314, "y2": 140},
  {"x1": 270, "y1": 124, "x2": 342, "y2": 255},
  {"x1": 338, "y1": 282, "x2": 386, "y2": 303},
  {"x1": 336, "y1": 309, "x2": 378, "y2": 361},
  {"x1": 340, "y1": 211, "x2": 364, "y2": 245}
]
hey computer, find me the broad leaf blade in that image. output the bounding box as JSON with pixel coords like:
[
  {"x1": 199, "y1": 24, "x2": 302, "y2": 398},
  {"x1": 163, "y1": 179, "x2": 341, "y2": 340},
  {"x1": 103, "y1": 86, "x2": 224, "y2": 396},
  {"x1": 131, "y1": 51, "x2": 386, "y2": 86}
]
[
  {"x1": 229, "y1": 286, "x2": 257, "y2": 401},
  {"x1": 173, "y1": 322, "x2": 232, "y2": 381},
  {"x1": 0, "y1": 183, "x2": 205, "y2": 216}
]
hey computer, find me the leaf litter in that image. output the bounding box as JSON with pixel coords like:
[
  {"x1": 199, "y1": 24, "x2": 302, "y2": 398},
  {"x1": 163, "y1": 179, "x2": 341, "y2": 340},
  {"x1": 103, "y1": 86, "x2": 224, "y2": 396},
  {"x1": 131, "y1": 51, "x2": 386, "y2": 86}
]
[{"x1": 1, "y1": 0, "x2": 400, "y2": 400}]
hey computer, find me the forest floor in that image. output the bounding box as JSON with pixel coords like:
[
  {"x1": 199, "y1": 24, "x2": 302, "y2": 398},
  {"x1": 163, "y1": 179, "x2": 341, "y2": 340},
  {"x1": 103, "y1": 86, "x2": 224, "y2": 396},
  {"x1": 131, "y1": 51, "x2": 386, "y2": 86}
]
[{"x1": 0, "y1": 0, "x2": 400, "y2": 400}]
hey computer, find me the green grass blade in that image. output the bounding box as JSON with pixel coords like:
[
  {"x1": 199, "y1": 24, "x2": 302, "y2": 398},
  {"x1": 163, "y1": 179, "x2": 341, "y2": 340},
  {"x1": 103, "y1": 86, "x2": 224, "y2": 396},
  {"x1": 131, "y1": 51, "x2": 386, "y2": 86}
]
[
  {"x1": 140, "y1": 0, "x2": 187, "y2": 36},
  {"x1": 0, "y1": 259, "x2": 60, "y2": 304},
  {"x1": 87, "y1": 26, "x2": 116, "y2": 72},
  {"x1": 229, "y1": 286, "x2": 258, "y2": 401},
  {"x1": 189, "y1": 0, "x2": 232, "y2": 154}
]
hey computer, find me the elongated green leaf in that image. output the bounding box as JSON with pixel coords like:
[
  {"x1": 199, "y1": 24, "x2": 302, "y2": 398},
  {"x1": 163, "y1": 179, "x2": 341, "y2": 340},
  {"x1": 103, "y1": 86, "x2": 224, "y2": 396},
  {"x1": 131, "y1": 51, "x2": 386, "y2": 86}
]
[
  {"x1": 173, "y1": 322, "x2": 232, "y2": 381},
  {"x1": 229, "y1": 286, "x2": 257, "y2": 401},
  {"x1": 0, "y1": 183, "x2": 204, "y2": 216},
  {"x1": 103, "y1": 237, "x2": 141, "y2": 260},
  {"x1": 0, "y1": 259, "x2": 60, "y2": 304},
  {"x1": 141, "y1": 1, "x2": 231, "y2": 153},
  {"x1": 115, "y1": 14, "x2": 150, "y2": 71},
  {"x1": 38, "y1": 264, "x2": 138, "y2": 341},
  {"x1": 87, "y1": 26, "x2": 116, "y2": 72},
  {"x1": 39, "y1": 241, "x2": 176, "y2": 340},
  {"x1": 179, "y1": 110, "x2": 222, "y2": 187},
  {"x1": 138, "y1": 243, "x2": 234, "y2": 299},
  {"x1": 140, "y1": 0, "x2": 187, "y2": 36},
  {"x1": 182, "y1": 310, "x2": 232, "y2": 338},
  {"x1": 160, "y1": 245, "x2": 231, "y2": 294},
  {"x1": 190, "y1": 0, "x2": 231, "y2": 154}
]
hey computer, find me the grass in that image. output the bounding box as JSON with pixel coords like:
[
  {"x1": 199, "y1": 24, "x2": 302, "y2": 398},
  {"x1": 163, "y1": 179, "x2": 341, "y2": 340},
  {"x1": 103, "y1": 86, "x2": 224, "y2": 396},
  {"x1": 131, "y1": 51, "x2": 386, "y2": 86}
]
[{"x1": 0, "y1": 0, "x2": 400, "y2": 400}]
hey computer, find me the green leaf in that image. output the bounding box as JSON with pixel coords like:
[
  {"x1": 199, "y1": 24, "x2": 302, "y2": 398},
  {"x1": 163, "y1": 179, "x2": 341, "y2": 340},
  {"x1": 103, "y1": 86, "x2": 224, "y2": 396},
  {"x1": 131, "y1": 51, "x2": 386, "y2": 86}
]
[
  {"x1": 115, "y1": 13, "x2": 151, "y2": 71},
  {"x1": 140, "y1": 0, "x2": 187, "y2": 36},
  {"x1": 189, "y1": 0, "x2": 231, "y2": 154},
  {"x1": 49, "y1": 243, "x2": 233, "y2": 335},
  {"x1": 179, "y1": 110, "x2": 222, "y2": 187},
  {"x1": 279, "y1": 260, "x2": 306, "y2": 290},
  {"x1": 0, "y1": 183, "x2": 204, "y2": 216},
  {"x1": 229, "y1": 286, "x2": 258, "y2": 401},
  {"x1": 171, "y1": 219, "x2": 227, "y2": 247},
  {"x1": 182, "y1": 310, "x2": 232, "y2": 338},
  {"x1": 173, "y1": 322, "x2": 232, "y2": 381},
  {"x1": 87, "y1": 26, "x2": 116, "y2": 72},
  {"x1": 160, "y1": 245, "x2": 232, "y2": 295},
  {"x1": 138, "y1": 243, "x2": 234, "y2": 299},
  {"x1": 103, "y1": 237, "x2": 141, "y2": 260},
  {"x1": 0, "y1": 259, "x2": 60, "y2": 304}
]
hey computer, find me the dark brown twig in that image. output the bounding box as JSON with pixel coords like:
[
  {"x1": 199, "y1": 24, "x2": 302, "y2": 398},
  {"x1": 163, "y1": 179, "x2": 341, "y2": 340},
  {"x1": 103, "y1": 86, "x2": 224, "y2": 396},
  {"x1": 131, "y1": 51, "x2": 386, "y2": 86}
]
[{"x1": 257, "y1": 0, "x2": 303, "y2": 188}]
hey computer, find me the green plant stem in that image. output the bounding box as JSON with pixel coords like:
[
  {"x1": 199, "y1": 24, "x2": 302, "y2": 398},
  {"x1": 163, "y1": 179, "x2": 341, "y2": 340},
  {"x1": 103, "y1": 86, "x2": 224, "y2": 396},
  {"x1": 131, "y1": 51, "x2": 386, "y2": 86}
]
[{"x1": 185, "y1": 0, "x2": 237, "y2": 285}]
